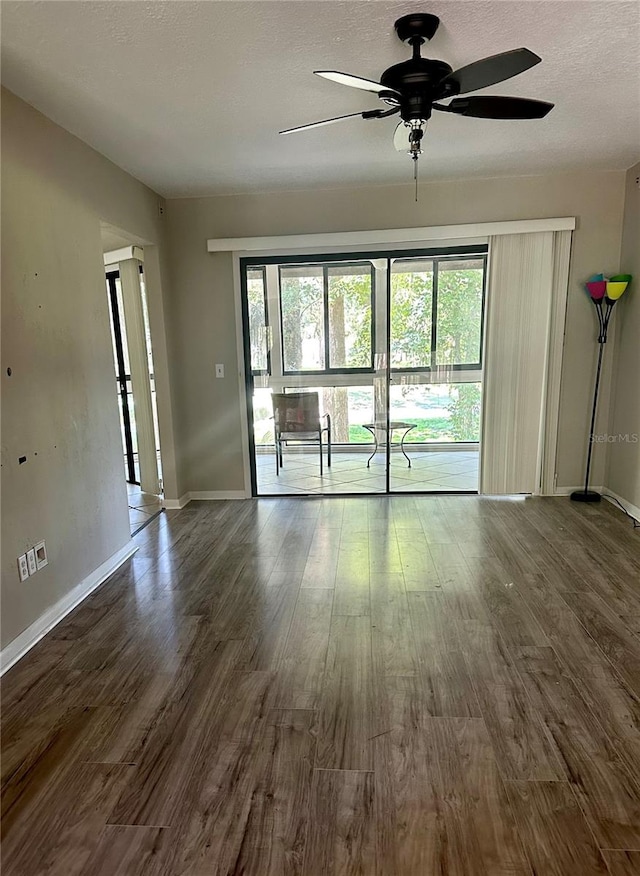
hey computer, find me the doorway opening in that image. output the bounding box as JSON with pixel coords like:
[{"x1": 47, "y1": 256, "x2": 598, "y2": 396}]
[
  {"x1": 240, "y1": 246, "x2": 487, "y2": 496},
  {"x1": 105, "y1": 255, "x2": 163, "y2": 532}
]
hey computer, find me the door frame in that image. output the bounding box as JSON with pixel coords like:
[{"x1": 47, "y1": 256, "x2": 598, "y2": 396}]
[{"x1": 238, "y1": 244, "x2": 488, "y2": 498}]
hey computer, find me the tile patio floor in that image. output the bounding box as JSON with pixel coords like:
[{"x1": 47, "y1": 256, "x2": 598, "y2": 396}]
[
  {"x1": 255, "y1": 447, "x2": 479, "y2": 495},
  {"x1": 127, "y1": 482, "x2": 163, "y2": 534}
]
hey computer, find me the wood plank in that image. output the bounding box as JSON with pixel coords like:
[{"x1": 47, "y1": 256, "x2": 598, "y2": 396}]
[
  {"x1": 232, "y1": 710, "x2": 316, "y2": 876},
  {"x1": 513, "y1": 575, "x2": 640, "y2": 767},
  {"x1": 373, "y1": 679, "x2": 446, "y2": 876},
  {"x1": 457, "y1": 619, "x2": 565, "y2": 780},
  {"x1": 165, "y1": 709, "x2": 315, "y2": 875},
  {"x1": 303, "y1": 770, "x2": 375, "y2": 876},
  {"x1": 560, "y1": 590, "x2": 640, "y2": 696},
  {"x1": 315, "y1": 615, "x2": 374, "y2": 770},
  {"x1": 396, "y1": 534, "x2": 441, "y2": 590},
  {"x1": 407, "y1": 591, "x2": 481, "y2": 717},
  {"x1": 465, "y1": 556, "x2": 550, "y2": 647},
  {"x1": 370, "y1": 572, "x2": 417, "y2": 678},
  {"x1": 333, "y1": 545, "x2": 370, "y2": 617},
  {"x1": 2, "y1": 762, "x2": 136, "y2": 875},
  {"x1": 601, "y1": 850, "x2": 640, "y2": 875},
  {"x1": 505, "y1": 780, "x2": 608, "y2": 875},
  {"x1": 432, "y1": 718, "x2": 530, "y2": 875},
  {"x1": 300, "y1": 551, "x2": 338, "y2": 589},
  {"x1": 516, "y1": 648, "x2": 640, "y2": 850},
  {"x1": 107, "y1": 639, "x2": 243, "y2": 827},
  {"x1": 82, "y1": 825, "x2": 173, "y2": 876},
  {"x1": 274, "y1": 588, "x2": 333, "y2": 710},
  {"x1": 233, "y1": 584, "x2": 300, "y2": 671}
]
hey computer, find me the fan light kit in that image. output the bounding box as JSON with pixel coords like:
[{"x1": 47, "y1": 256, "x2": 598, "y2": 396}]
[{"x1": 280, "y1": 12, "x2": 554, "y2": 198}]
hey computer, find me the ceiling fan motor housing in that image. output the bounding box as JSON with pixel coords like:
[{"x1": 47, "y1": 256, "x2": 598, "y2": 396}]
[{"x1": 380, "y1": 58, "x2": 453, "y2": 122}]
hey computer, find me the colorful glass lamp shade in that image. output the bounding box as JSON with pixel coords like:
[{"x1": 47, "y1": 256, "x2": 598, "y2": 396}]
[
  {"x1": 571, "y1": 272, "x2": 633, "y2": 503},
  {"x1": 586, "y1": 279, "x2": 607, "y2": 300},
  {"x1": 606, "y1": 275, "x2": 631, "y2": 301}
]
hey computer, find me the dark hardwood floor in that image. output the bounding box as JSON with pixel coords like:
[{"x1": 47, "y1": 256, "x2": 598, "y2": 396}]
[{"x1": 2, "y1": 495, "x2": 640, "y2": 874}]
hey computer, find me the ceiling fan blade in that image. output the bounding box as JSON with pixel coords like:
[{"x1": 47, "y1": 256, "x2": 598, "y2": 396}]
[
  {"x1": 435, "y1": 96, "x2": 553, "y2": 119},
  {"x1": 437, "y1": 48, "x2": 541, "y2": 97},
  {"x1": 315, "y1": 70, "x2": 400, "y2": 96},
  {"x1": 279, "y1": 111, "x2": 365, "y2": 135},
  {"x1": 393, "y1": 122, "x2": 410, "y2": 152}
]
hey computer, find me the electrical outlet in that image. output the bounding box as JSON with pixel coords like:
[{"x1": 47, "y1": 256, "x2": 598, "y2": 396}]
[
  {"x1": 215, "y1": 364, "x2": 225, "y2": 378},
  {"x1": 34, "y1": 541, "x2": 48, "y2": 570},
  {"x1": 17, "y1": 554, "x2": 29, "y2": 581},
  {"x1": 26, "y1": 548, "x2": 37, "y2": 576}
]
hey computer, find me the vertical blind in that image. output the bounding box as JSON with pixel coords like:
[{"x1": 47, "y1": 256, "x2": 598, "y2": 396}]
[{"x1": 480, "y1": 230, "x2": 572, "y2": 495}]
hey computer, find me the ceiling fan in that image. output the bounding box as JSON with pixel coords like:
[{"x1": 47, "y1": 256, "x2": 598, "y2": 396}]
[{"x1": 280, "y1": 12, "x2": 553, "y2": 188}]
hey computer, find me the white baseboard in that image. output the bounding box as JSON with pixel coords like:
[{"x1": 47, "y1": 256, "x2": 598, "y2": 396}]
[
  {"x1": 602, "y1": 489, "x2": 640, "y2": 523},
  {"x1": 0, "y1": 540, "x2": 138, "y2": 675},
  {"x1": 163, "y1": 490, "x2": 248, "y2": 509},
  {"x1": 163, "y1": 493, "x2": 191, "y2": 510}
]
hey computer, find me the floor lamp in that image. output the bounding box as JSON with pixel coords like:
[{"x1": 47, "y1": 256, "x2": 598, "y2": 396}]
[{"x1": 571, "y1": 273, "x2": 632, "y2": 503}]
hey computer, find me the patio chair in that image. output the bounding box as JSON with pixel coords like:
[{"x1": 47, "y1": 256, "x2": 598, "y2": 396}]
[{"x1": 272, "y1": 392, "x2": 331, "y2": 475}]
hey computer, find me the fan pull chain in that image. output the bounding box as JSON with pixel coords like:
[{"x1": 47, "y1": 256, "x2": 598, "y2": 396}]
[{"x1": 413, "y1": 154, "x2": 419, "y2": 202}]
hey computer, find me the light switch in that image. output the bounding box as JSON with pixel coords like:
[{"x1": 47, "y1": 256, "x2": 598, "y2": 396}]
[{"x1": 215, "y1": 364, "x2": 224, "y2": 378}]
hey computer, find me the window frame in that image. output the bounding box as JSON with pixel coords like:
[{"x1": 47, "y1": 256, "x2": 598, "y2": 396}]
[
  {"x1": 278, "y1": 260, "x2": 376, "y2": 376},
  {"x1": 390, "y1": 253, "x2": 488, "y2": 374}
]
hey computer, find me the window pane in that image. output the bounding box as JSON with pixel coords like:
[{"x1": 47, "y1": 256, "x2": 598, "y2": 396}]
[
  {"x1": 389, "y1": 382, "x2": 482, "y2": 442},
  {"x1": 327, "y1": 265, "x2": 372, "y2": 369},
  {"x1": 280, "y1": 266, "x2": 325, "y2": 371},
  {"x1": 247, "y1": 268, "x2": 268, "y2": 372},
  {"x1": 435, "y1": 259, "x2": 484, "y2": 366},
  {"x1": 287, "y1": 386, "x2": 375, "y2": 444},
  {"x1": 252, "y1": 386, "x2": 376, "y2": 447},
  {"x1": 390, "y1": 259, "x2": 433, "y2": 368},
  {"x1": 114, "y1": 277, "x2": 132, "y2": 376},
  {"x1": 252, "y1": 387, "x2": 274, "y2": 446}
]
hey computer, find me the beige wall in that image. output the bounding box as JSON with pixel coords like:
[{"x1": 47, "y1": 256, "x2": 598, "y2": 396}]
[
  {"x1": 1, "y1": 89, "x2": 179, "y2": 650},
  {"x1": 607, "y1": 163, "x2": 640, "y2": 509},
  {"x1": 166, "y1": 170, "x2": 625, "y2": 494}
]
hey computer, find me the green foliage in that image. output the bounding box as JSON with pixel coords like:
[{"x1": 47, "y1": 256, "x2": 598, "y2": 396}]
[
  {"x1": 349, "y1": 418, "x2": 453, "y2": 443},
  {"x1": 328, "y1": 270, "x2": 372, "y2": 368},
  {"x1": 247, "y1": 274, "x2": 268, "y2": 371},
  {"x1": 390, "y1": 263, "x2": 483, "y2": 368},
  {"x1": 390, "y1": 267, "x2": 433, "y2": 367},
  {"x1": 280, "y1": 270, "x2": 324, "y2": 370},
  {"x1": 448, "y1": 383, "x2": 482, "y2": 442},
  {"x1": 436, "y1": 265, "x2": 483, "y2": 366}
]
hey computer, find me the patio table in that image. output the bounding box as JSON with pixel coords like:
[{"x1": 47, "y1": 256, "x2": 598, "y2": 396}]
[{"x1": 362, "y1": 421, "x2": 416, "y2": 468}]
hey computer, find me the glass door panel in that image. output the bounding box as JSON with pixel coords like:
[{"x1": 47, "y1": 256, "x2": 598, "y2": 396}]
[
  {"x1": 388, "y1": 255, "x2": 484, "y2": 493},
  {"x1": 243, "y1": 258, "x2": 387, "y2": 496}
]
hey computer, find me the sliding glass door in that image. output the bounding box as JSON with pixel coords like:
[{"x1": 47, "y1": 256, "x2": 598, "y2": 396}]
[
  {"x1": 241, "y1": 246, "x2": 486, "y2": 497},
  {"x1": 388, "y1": 255, "x2": 485, "y2": 493}
]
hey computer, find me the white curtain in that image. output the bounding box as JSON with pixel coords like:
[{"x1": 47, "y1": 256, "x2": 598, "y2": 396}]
[{"x1": 480, "y1": 230, "x2": 572, "y2": 495}]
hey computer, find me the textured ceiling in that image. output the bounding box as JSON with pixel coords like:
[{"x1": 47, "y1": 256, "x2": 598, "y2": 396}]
[{"x1": 2, "y1": 1, "x2": 639, "y2": 197}]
